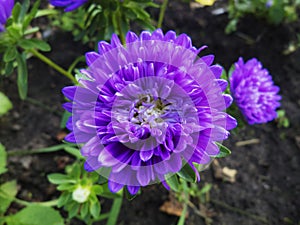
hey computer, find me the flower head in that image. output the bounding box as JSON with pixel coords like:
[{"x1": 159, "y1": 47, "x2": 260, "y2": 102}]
[
  {"x1": 49, "y1": 0, "x2": 88, "y2": 12},
  {"x1": 72, "y1": 185, "x2": 91, "y2": 203},
  {"x1": 0, "y1": 0, "x2": 14, "y2": 32},
  {"x1": 230, "y1": 57, "x2": 281, "y2": 124},
  {"x1": 63, "y1": 29, "x2": 236, "y2": 195}
]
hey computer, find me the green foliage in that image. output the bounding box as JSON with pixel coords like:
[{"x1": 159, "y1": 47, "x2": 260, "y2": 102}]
[
  {"x1": 0, "y1": 92, "x2": 13, "y2": 116},
  {"x1": 5, "y1": 205, "x2": 64, "y2": 225},
  {"x1": 0, "y1": 144, "x2": 8, "y2": 175},
  {"x1": 48, "y1": 161, "x2": 121, "y2": 224},
  {"x1": 50, "y1": 0, "x2": 158, "y2": 44},
  {"x1": 0, "y1": 180, "x2": 18, "y2": 215},
  {"x1": 226, "y1": 0, "x2": 300, "y2": 33},
  {"x1": 0, "y1": 0, "x2": 51, "y2": 100},
  {"x1": 276, "y1": 109, "x2": 290, "y2": 128},
  {"x1": 215, "y1": 142, "x2": 232, "y2": 158}
]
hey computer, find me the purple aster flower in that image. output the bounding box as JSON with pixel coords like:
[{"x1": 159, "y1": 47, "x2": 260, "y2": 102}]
[
  {"x1": 62, "y1": 29, "x2": 237, "y2": 195},
  {"x1": 50, "y1": 0, "x2": 88, "y2": 12},
  {"x1": 230, "y1": 57, "x2": 281, "y2": 124},
  {"x1": 0, "y1": 0, "x2": 14, "y2": 32}
]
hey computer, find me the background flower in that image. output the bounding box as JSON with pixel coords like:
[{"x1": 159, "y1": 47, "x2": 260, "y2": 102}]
[
  {"x1": 0, "y1": 0, "x2": 14, "y2": 32},
  {"x1": 63, "y1": 29, "x2": 236, "y2": 195},
  {"x1": 230, "y1": 57, "x2": 281, "y2": 124},
  {"x1": 49, "y1": 0, "x2": 88, "y2": 12}
]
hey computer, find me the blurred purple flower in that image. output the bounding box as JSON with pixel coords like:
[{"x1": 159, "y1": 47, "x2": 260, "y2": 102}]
[
  {"x1": 50, "y1": 0, "x2": 88, "y2": 12},
  {"x1": 266, "y1": 0, "x2": 273, "y2": 8},
  {"x1": 63, "y1": 29, "x2": 236, "y2": 195},
  {"x1": 0, "y1": 0, "x2": 14, "y2": 32},
  {"x1": 230, "y1": 57, "x2": 281, "y2": 124}
]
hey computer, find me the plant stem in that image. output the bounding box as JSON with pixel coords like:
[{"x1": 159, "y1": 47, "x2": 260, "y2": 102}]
[
  {"x1": 7, "y1": 144, "x2": 70, "y2": 157},
  {"x1": 106, "y1": 193, "x2": 123, "y2": 225},
  {"x1": 211, "y1": 199, "x2": 269, "y2": 224},
  {"x1": 157, "y1": 0, "x2": 168, "y2": 28},
  {"x1": 29, "y1": 49, "x2": 77, "y2": 84},
  {"x1": 26, "y1": 97, "x2": 62, "y2": 116},
  {"x1": 115, "y1": 10, "x2": 125, "y2": 45},
  {"x1": 14, "y1": 198, "x2": 58, "y2": 207}
]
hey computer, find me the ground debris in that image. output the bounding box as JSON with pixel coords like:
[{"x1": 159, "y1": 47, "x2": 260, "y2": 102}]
[
  {"x1": 159, "y1": 194, "x2": 187, "y2": 218},
  {"x1": 212, "y1": 160, "x2": 237, "y2": 183}
]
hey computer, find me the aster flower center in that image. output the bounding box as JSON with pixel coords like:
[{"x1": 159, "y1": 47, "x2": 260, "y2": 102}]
[{"x1": 131, "y1": 94, "x2": 167, "y2": 128}]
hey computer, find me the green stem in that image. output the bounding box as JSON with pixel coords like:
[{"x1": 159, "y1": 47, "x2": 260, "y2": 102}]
[
  {"x1": 211, "y1": 199, "x2": 269, "y2": 224},
  {"x1": 26, "y1": 97, "x2": 62, "y2": 116},
  {"x1": 29, "y1": 49, "x2": 77, "y2": 84},
  {"x1": 7, "y1": 144, "x2": 70, "y2": 157},
  {"x1": 157, "y1": 0, "x2": 168, "y2": 28},
  {"x1": 106, "y1": 193, "x2": 123, "y2": 225},
  {"x1": 177, "y1": 203, "x2": 187, "y2": 225},
  {"x1": 115, "y1": 10, "x2": 125, "y2": 45},
  {"x1": 14, "y1": 198, "x2": 58, "y2": 207}
]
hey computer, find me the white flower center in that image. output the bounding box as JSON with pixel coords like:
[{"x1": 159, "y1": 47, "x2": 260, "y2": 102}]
[{"x1": 72, "y1": 185, "x2": 91, "y2": 203}]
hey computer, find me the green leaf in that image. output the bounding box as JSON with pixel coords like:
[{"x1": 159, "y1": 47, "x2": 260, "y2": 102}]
[
  {"x1": 6, "y1": 26, "x2": 22, "y2": 40},
  {"x1": 19, "y1": 0, "x2": 30, "y2": 23},
  {"x1": 47, "y1": 173, "x2": 74, "y2": 184},
  {"x1": 11, "y1": 3, "x2": 22, "y2": 23},
  {"x1": 57, "y1": 183, "x2": 75, "y2": 191},
  {"x1": 3, "y1": 47, "x2": 17, "y2": 62},
  {"x1": 80, "y1": 202, "x2": 89, "y2": 219},
  {"x1": 5, "y1": 61, "x2": 14, "y2": 76},
  {"x1": 99, "y1": 184, "x2": 122, "y2": 199},
  {"x1": 0, "y1": 143, "x2": 7, "y2": 175},
  {"x1": 177, "y1": 163, "x2": 197, "y2": 183},
  {"x1": 60, "y1": 111, "x2": 71, "y2": 128},
  {"x1": 0, "y1": 180, "x2": 18, "y2": 214},
  {"x1": 67, "y1": 202, "x2": 80, "y2": 218},
  {"x1": 0, "y1": 92, "x2": 13, "y2": 116},
  {"x1": 16, "y1": 52, "x2": 28, "y2": 100},
  {"x1": 63, "y1": 146, "x2": 84, "y2": 160},
  {"x1": 23, "y1": 0, "x2": 40, "y2": 30},
  {"x1": 165, "y1": 174, "x2": 180, "y2": 192},
  {"x1": 199, "y1": 183, "x2": 212, "y2": 195},
  {"x1": 7, "y1": 205, "x2": 64, "y2": 225},
  {"x1": 57, "y1": 192, "x2": 72, "y2": 208},
  {"x1": 215, "y1": 142, "x2": 232, "y2": 158},
  {"x1": 91, "y1": 185, "x2": 103, "y2": 195},
  {"x1": 18, "y1": 39, "x2": 51, "y2": 52},
  {"x1": 90, "y1": 200, "x2": 101, "y2": 219}
]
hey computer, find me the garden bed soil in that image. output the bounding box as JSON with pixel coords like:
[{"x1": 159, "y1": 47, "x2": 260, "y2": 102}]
[{"x1": 0, "y1": 1, "x2": 299, "y2": 225}]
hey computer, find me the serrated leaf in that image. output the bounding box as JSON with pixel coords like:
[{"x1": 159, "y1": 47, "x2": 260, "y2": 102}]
[
  {"x1": 215, "y1": 142, "x2": 231, "y2": 158},
  {"x1": 18, "y1": 39, "x2": 51, "y2": 51},
  {"x1": 165, "y1": 174, "x2": 180, "y2": 192},
  {"x1": 0, "y1": 180, "x2": 18, "y2": 214},
  {"x1": 0, "y1": 143, "x2": 7, "y2": 175},
  {"x1": 0, "y1": 92, "x2": 13, "y2": 116},
  {"x1": 177, "y1": 163, "x2": 197, "y2": 183},
  {"x1": 16, "y1": 52, "x2": 28, "y2": 100},
  {"x1": 7, "y1": 205, "x2": 64, "y2": 225}
]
